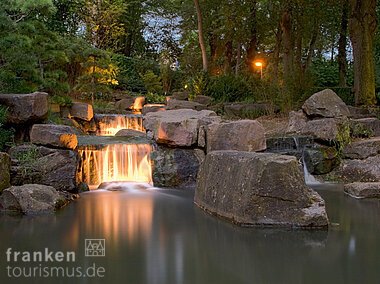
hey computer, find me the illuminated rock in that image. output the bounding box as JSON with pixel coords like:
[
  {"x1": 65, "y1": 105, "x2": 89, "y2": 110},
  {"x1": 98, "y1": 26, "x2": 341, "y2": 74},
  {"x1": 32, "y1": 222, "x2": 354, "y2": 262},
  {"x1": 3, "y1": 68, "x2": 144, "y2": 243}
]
[
  {"x1": 144, "y1": 109, "x2": 221, "y2": 147},
  {"x1": 70, "y1": 102, "x2": 94, "y2": 121},
  {"x1": 30, "y1": 124, "x2": 78, "y2": 150}
]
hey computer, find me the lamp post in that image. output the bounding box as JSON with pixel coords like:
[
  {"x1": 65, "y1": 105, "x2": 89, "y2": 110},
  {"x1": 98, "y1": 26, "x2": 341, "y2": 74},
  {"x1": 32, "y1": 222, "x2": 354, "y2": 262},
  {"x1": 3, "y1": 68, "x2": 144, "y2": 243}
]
[{"x1": 254, "y1": 61, "x2": 263, "y2": 79}]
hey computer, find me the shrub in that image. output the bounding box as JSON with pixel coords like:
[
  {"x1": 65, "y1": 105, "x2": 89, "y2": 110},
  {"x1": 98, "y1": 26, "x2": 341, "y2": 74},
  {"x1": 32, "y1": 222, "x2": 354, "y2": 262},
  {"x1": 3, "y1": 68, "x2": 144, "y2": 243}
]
[
  {"x1": 50, "y1": 95, "x2": 73, "y2": 107},
  {"x1": 145, "y1": 92, "x2": 166, "y2": 104},
  {"x1": 205, "y1": 75, "x2": 253, "y2": 102},
  {"x1": 0, "y1": 106, "x2": 14, "y2": 151}
]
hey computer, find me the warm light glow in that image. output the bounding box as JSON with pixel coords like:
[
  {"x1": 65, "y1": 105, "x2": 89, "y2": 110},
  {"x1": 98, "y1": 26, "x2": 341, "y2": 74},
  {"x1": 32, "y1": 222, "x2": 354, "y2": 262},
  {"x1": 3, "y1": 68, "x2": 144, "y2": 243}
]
[
  {"x1": 254, "y1": 61, "x2": 263, "y2": 67},
  {"x1": 97, "y1": 115, "x2": 144, "y2": 136},
  {"x1": 78, "y1": 144, "x2": 153, "y2": 188}
]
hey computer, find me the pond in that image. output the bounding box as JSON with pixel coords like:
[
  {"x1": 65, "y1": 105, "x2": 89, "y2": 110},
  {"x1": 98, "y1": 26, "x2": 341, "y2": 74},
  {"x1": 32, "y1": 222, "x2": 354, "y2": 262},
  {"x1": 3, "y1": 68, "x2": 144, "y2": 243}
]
[{"x1": 0, "y1": 184, "x2": 379, "y2": 284}]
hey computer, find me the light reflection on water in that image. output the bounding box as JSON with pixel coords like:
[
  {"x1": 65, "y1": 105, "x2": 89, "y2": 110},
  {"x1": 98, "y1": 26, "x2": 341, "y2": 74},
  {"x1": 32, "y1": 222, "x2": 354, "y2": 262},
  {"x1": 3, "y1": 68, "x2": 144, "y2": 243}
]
[{"x1": 0, "y1": 184, "x2": 380, "y2": 284}]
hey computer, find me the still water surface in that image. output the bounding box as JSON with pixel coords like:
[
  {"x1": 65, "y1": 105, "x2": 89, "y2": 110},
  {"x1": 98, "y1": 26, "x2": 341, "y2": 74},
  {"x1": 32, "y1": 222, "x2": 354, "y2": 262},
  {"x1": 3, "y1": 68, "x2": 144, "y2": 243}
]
[{"x1": 0, "y1": 184, "x2": 380, "y2": 284}]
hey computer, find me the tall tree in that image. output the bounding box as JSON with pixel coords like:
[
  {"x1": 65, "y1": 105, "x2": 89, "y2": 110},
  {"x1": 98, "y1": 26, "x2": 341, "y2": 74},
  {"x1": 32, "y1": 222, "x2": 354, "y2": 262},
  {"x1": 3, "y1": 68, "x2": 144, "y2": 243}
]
[
  {"x1": 349, "y1": 0, "x2": 377, "y2": 105},
  {"x1": 338, "y1": 0, "x2": 349, "y2": 87},
  {"x1": 193, "y1": 0, "x2": 208, "y2": 72}
]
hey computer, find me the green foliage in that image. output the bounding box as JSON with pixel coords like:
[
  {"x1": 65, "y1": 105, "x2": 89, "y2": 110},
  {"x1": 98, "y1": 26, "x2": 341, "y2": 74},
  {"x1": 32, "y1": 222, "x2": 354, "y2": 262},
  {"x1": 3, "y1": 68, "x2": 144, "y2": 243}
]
[
  {"x1": 335, "y1": 120, "x2": 352, "y2": 156},
  {"x1": 350, "y1": 123, "x2": 374, "y2": 138},
  {"x1": 141, "y1": 71, "x2": 163, "y2": 94},
  {"x1": 50, "y1": 95, "x2": 73, "y2": 107},
  {"x1": 47, "y1": 110, "x2": 63, "y2": 125},
  {"x1": 145, "y1": 92, "x2": 166, "y2": 104},
  {"x1": 204, "y1": 74, "x2": 253, "y2": 102},
  {"x1": 188, "y1": 72, "x2": 209, "y2": 100},
  {"x1": 0, "y1": 106, "x2": 14, "y2": 151}
]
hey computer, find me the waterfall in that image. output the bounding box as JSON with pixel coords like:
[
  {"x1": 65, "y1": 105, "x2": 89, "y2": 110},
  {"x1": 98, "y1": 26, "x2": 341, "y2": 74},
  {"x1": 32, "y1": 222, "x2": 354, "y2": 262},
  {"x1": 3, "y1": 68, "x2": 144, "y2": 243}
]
[
  {"x1": 78, "y1": 144, "x2": 153, "y2": 189},
  {"x1": 95, "y1": 114, "x2": 144, "y2": 136},
  {"x1": 291, "y1": 137, "x2": 321, "y2": 186}
]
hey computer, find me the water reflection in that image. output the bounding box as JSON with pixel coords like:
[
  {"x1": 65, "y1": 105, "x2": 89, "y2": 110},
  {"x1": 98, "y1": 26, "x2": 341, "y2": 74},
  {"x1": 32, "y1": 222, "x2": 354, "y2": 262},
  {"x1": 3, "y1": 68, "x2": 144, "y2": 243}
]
[{"x1": 0, "y1": 185, "x2": 380, "y2": 284}]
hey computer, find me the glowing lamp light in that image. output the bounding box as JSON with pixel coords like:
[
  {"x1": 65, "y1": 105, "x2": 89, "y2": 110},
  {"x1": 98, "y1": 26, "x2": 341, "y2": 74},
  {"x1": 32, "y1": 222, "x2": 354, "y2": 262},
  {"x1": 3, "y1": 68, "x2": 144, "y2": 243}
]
[{"x1": 253, "y1": 60, "x2": 264, "y2": 79}]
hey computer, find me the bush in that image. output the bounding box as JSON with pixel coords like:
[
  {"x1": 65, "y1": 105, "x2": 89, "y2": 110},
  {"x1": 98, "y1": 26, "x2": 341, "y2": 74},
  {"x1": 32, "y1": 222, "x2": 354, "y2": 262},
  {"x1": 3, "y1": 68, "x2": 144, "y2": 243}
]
[
  {"x1": 205, "y1": 75, "x2": 254, "y2": 102},
  {"x1": 145, "y1": 92, "x2": 166, "y2": 104},
  {"x1": 50, "y1": 95, "x2": 73, "y2": 107},
  {"x1": 0, "y1": 106, "x2": 14, "y2": 151}
]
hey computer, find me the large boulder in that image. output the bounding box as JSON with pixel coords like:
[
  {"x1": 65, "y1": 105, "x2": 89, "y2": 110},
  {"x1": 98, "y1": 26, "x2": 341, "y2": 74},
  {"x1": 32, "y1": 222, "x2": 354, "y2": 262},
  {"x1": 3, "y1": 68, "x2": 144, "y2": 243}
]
[
  {"x1": 344, "y1": 182, "x2": 380, "y2": 199},
  {"x1": 301, "y1": 118, "x2": 341, "y2": 141},
  {"x1": 331, "y1": 155, "x2": 380, "y2": 183},
  {"x1": 144, "y1": 109, "x2": 221, "y2": 147},
  {"x1": 0, "y1": 92, "x2": 48, "y2": 124},
  {"x1": 0, "y1": 184, "x2": 67, "y2": 214},
  {"x1": 70, "y1": 102, "x2": 94, "y2": 121},
  {"x1": 206, "y1": 120, "x2": 266, "y2": 153},
  {"x1": 115, "y1": 97, "x2": 135, "y2": 111},
  {"x1": 166, "y1": 99, "x2": 207, "y2": 111},
  {"x1": 343, "y1": 137, "x2": 380, "y2": 159},
  {"x1": 286, "y1": 110, "x2": 308, "y2": 134},
  {"x1": 195, "y1": 151, "x2": 328, "y2": 228},
  {"x1": 151, "y1": 146, "x2": 205, "y2": 187},
  {"x1": 302, "y1": 89, "x2": 350, "y2": 118},
  {"x1": 9, "y1": 144, "x2": 78, "y2": 192},
  {"x1": 30, "y1": 124, "x2": 78, "y2": 150},
  {"x1": 0, "y1": 152, "x2": 11, "y2": 192}
]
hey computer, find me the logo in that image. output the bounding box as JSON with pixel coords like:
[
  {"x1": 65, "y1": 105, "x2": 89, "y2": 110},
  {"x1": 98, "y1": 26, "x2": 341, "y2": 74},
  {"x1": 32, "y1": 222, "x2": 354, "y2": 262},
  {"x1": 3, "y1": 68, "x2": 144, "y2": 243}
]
[{"x1": 85, "y1": 239, "x2": 105, "y2": 257}]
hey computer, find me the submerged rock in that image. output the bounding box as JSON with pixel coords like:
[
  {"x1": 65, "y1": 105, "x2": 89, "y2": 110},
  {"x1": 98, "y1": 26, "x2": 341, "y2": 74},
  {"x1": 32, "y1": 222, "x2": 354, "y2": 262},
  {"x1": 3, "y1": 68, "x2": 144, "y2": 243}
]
[
  {"x1": 302, "y1": 89, "x2": 350, "y2": 118},
  {"x1": 195, "y1": 151, "x2": 329, "y2": 228},
  {"x1": 0, "y1": 184, "x2": 68, "y2": 214},
  {"x1": 9, "y1": 144, "x2": 78, "y2": 192},
  {"x1": 0, "y1": 92, "x2": 48, "y2": 124},
  {"x1": 30, "y1": 124, "x2": 78, "y2": 150},
  {"x1": 151, "y1": 146, "x2": 205, "y2": 188},
  {"x1": 344, "y1": 182, "x2": 380, "y2": 199},
  {"x1": 115, "y1": 129, "x2": 146, "y2": 138},
  {"x1": 0, "y1": 152, "x2": 11, "y2": 192},
  {"x1": 206, "y1": 120, "x2": 266, "y2": 153}
]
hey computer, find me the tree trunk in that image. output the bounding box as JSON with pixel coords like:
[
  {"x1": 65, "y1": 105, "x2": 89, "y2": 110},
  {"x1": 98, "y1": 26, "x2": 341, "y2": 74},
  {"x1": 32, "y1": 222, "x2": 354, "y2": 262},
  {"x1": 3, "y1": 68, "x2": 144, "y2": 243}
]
[
  {"x1": 235, "y1": 42, "x2": 242, "y2": 76},
  {"x1": 246, "y1": 0, "x2": 258, "y2": 72},
  {"x1": 338, "y1": 0, "x2": 349, "y2": 87},
  {"x1": 349, "y1": 0, "x2": 377, "y2": 106},
  {"x1": 281, "y1": 7, "x2": 294, "y2": 86},
  {"x1": 224, "y1": 40, "x2": 233, "y2": 74},
  {"x1": 270, "y1": 22, "x2": 282, "y2": 84},
  {"x1": 194, "y1": 0, "x2": 208, "y2": 72}
]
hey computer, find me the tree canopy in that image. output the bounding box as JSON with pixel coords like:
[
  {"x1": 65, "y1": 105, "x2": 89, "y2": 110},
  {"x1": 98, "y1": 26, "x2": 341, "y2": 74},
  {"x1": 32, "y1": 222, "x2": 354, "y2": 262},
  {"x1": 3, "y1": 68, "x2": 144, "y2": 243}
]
[{"x1": 0, "y1": 0, "x2": 379, "y2": 107}]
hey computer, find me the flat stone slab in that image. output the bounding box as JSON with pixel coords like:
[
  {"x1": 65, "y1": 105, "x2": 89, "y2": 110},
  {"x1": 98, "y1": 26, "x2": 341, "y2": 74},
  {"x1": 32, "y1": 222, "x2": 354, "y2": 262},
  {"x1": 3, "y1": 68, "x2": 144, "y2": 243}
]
[
  {"x1": 343, "y1": 137, "x2": 380, "y2": 159},
  {"x1": 30, "y1": 124, "x2": 78, "y2": 150},
  {"x1": 195, "y1": 151, "x2": 329, "y2": 229},
  {"x1": 344, "y1": 182, "x2": 380, "y2": 199}
]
